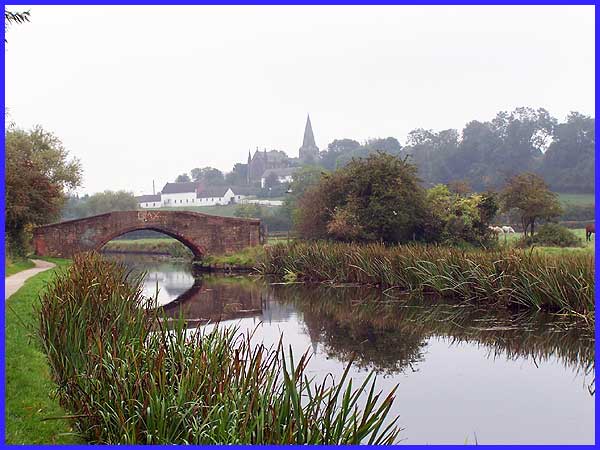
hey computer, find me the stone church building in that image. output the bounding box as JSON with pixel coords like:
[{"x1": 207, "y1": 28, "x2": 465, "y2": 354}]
[{"x1": 246, "y1": 115, "x2": 320, "y2": 184}]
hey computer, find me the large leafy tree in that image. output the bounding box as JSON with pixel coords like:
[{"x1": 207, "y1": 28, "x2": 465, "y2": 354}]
[
  {"x1": 500, "y1": 172, "x2": 562, "y2": 236},
  {"x1": 5, "y1": 126, "x2": 81, "y2": 254},
  {"x1": 295, "y1": 152, "x2": 427, "y2": 243}
]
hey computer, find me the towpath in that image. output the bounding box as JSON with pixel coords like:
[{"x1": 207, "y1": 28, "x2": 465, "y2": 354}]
[{"x1": 5, "y1": 259, "x2": 56, "y2": 300}]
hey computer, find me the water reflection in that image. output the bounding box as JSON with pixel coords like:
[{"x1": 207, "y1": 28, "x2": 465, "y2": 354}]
[{"x1": 107, "y1": 254, "x2": 595, "y2": 444}]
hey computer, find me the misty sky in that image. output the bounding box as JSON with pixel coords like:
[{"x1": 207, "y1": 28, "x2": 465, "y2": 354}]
[{"x1": 5, "y1": 5, "x2": 595, "y2": 196}]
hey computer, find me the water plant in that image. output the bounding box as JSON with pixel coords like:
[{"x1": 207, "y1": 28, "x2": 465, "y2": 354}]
[
  {"x1": 257, "y1": 242, "x2": 594, "y2": 321},
  {"x1": 37, "y1": 252, "x2": 401, "y2": 444}
]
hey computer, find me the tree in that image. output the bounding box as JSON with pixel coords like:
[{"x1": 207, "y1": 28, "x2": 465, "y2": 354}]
[
  {"x1": 295, "y1": 152, "x2": 427, "y2": 243},
  {"x1": 234, "y1": 204, "x2": 262, "y2": 219},
  {"x1": 538, "y1": 112, "x2": 595, "y2": 193},
  {"x1": 175, "y1": 173, "x2": 191, "y2": 183},
  {"x1": 5, "y1": 9, "x2": 30, "y2": 42},
  {"x1": 190, "y1": 167, "x2": 225, "y2": 185},
  {"x1": 425, "y1": 185, "x2": 498, "y2": 246},
  {"x1": 225, "y1": 163, "x2": 248, "y2": 185},
  {"x1": 5, "y1": 126, "x2": 81, "y2": 255},
  {"x1": 263, "y1": 172, "x2": 280, "y2": 190},
  {"x1": 500, "y1": 173, "x2": 562, "y2": 236},
  {"x1": 62, "y1": 191, "x2": 138, "y2": 220},
  {"x1": 447, "y1": 180, "x2": 472, "y2": 196}
]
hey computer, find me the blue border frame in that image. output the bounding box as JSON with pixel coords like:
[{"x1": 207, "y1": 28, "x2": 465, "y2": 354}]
[{"x1": 1, "y1": 2, "x2": 597, "y2": 448}]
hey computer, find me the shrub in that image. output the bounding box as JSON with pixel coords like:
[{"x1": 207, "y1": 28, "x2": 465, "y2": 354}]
[{"x1": 531, "y1": 223, "x2": 582, "y2": 247}]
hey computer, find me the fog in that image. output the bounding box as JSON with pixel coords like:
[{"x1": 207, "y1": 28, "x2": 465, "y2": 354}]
[{"x1": 4, "y1": 5, "x2": 594, "y2": 195}]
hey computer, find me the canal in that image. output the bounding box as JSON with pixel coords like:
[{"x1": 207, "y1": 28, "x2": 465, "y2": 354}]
[{"x1": 106, "y1": 253, "x2": 595, "y2": 445}]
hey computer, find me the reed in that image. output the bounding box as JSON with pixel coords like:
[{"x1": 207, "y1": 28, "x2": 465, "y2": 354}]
[
  {"x1": 258, "y1": 242, "x2": 594, "y2": 320},
  {"x1": 37, "y1": 252, "x2": 401, "y2": 444}
]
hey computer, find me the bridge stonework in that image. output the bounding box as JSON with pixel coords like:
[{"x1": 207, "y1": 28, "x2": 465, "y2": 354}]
[{"x1": 32, "y1": 210, "x2": 264, "y2": 260}]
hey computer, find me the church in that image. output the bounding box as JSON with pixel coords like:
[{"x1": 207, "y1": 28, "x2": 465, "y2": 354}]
[{"x1": 245, "y1": 114, "x2": 320, "y2": 185}]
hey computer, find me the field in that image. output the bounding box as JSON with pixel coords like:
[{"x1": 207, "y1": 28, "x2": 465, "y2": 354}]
[
  {"x1": 557, "y1": 193, "x2": 595, "y2": 206},
  {"x1": 500, "y1": 228, "x2": 593, "y2": 255}
]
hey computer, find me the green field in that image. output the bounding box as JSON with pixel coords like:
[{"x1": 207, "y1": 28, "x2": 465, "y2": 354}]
[
  {"x1": 557, "y1": 193, "x2": 595, "y2": 206},
  {"x1": 5, "y1": 257, "x2": 81, "y2": 444},
  {"x1": 499, "y1": 228, "x2": 593, "y2": 255}
]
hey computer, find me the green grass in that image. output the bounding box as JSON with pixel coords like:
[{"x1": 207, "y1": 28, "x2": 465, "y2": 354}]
[
  {"x1": 5, "y1": 257, "x2": 82, "y2": 444},
  {"x1": 5, "y1": 258, "x2": 35, "y2": 277},
  {"x1": 199, "y1": 246, "x2": 266, "y2": 269},
  {"x1": 103, "y1": 238, "x2": 192, "y2": 257},
  {"x1": 500, "y1": 228, "x2": 593, "y2": 255},
  {"x1": 557, "y1": 193, "x2": 595, "y2": 206}
]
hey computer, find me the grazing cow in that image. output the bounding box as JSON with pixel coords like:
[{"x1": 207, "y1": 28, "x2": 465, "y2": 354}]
[
  {"x1": 501, "y1": 226, "x2": 516, "y2": 234},
  {"x1": 585, "y1": 223, "x2": 595, "y2": 241}
]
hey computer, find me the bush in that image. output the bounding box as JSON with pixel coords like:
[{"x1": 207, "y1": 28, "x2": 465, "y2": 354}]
[
  {"x1": 37, "y1": 252, "x2": 401, "y2": 444},
  {"x1": 531, "y1": 223, "x2": 582, "y2": 247}
]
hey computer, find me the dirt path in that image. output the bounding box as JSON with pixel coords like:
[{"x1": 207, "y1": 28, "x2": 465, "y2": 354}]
[{"x1": 5, "y1": 259, "x2": 56, "y2": 300}]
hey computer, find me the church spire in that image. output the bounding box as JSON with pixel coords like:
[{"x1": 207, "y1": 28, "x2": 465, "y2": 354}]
[
  {"x1": 299, "y1": 113, "x2": 319, "y2": 164},
  {"x1": 302, "y1": 114, "x2": 316, "y2": 148}
]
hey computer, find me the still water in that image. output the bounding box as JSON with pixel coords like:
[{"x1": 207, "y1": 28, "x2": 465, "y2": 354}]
[{"x1": 108, "y1": 254, "x2": 595, "y2": 445}]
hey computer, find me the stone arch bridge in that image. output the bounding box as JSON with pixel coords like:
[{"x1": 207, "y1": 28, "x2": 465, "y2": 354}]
[{"x1": 32, "y1": 210, "x2": 264, "y2": 260}]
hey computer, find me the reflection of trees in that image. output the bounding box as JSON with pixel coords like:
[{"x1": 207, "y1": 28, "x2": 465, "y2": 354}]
[{"x1": 271, "y1": 284, "x2": 595, "y2": 380}]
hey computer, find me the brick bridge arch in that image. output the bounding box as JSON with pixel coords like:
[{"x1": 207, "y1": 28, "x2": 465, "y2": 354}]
[{"x1": 32, "y1": 210, "x2": 264, "y2": 260}]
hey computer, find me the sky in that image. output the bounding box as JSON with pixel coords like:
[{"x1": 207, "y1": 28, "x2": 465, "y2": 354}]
[{"x1": 4, "y1": 5, "x2": 595, "y2": 196}]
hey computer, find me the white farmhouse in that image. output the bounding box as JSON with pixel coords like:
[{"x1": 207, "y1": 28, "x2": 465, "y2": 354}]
[
  {"x1": 135, "y1": 194, "x2": 162, "y2": 209},
  {"x1": 160, "y1": 182, "x2": 201, "y2": 206},
  {"x1": 153, "y1": 182, "x2": 250, "y2": 207}
]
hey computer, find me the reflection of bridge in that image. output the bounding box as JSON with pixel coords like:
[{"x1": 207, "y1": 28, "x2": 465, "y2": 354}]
[
  {"x1": 32, "y1": 210, "x2": 264, "y2": 259},
  {"x1": 161, "y1": 277, "x2": 265, "y2": 324}
]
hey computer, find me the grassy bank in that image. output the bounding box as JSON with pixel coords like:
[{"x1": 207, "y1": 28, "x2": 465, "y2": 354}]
[
  {"x1": 102, "y1": 238, "x2": 192, "y2": 258},
  {"x1": 5, "y1": 257, "x2": 81, "y2": 444},
  {"x1": 37, "y1": 253, "x2": 400, "y2": 444},
  {"x1": 258, "y1": 242, "x2": 594, "y2": 321},
  {"x1": 5, "y1": 258, "x2": 35, "y2": 277},
  {"x1": 194, "y1": 246, "x2": 265, "y2": 271}
]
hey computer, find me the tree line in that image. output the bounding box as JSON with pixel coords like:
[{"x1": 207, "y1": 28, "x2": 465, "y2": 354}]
[{"x1": 319, "y1": 108, "x2": 594, "y2": 194}]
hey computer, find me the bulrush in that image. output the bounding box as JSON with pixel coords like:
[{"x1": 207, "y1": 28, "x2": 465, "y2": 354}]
[
  {"x1": 37, "y1": 252, "x2": 401, "y2": 444},
  {"x1": 257, "y1": 242, "x2": 594, "y2": 321}
]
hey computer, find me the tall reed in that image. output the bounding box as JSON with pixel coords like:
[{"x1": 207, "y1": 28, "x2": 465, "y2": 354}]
[
  {"x1": 37, "y1": 252, "x2": 401, "y2": 444},
  {"x1": 257, "y1": 242, "x2": 594, "y2": 320}
]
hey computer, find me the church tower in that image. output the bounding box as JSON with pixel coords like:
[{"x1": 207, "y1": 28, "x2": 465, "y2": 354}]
[{"x1": 299, "y1": 114, "x2": 320, "y2": 164}]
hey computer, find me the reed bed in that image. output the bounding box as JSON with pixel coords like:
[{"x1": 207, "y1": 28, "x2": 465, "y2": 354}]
[
  {"x1": 36, "y1": 252, "x2": 401, "y2": 444},
  {"x1": 258, "y1": 242, "x2": 594, "y2": 320}
]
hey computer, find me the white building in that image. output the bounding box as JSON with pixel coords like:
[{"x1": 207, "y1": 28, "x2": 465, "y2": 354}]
[
  {"x1": 135, "y1": 194, "x2": 162, "y2": 209},
  {"x1": 160, "y1": 182, "x2": 201, "y2": 206},
  {"x1": 260, "y1": 167, "x2": 299, "y2": 188},
  {"x1": 135, "y1": 182, "x2": 250, "y2": 208}
]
